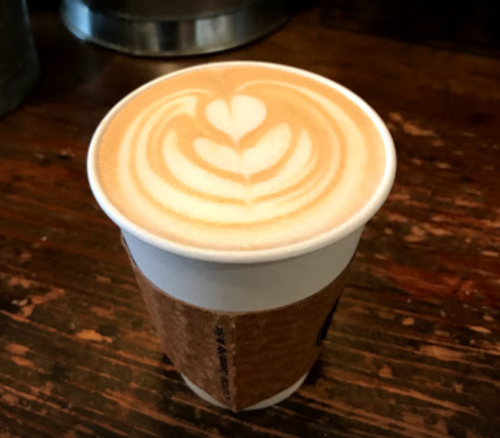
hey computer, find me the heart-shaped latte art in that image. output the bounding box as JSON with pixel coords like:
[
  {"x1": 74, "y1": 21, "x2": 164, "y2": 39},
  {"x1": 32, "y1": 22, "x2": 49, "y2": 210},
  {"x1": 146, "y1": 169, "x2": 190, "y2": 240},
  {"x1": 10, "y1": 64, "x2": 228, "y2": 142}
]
[
  {"x1": 194, "y1": 124, "x2": 292, "y2": 176},
  {"x1": 205, "y1": 95, "x2": 267, "y2": 142},
  {"x1": 100, "y1": 64, "x2": 386, "y2": 252}
]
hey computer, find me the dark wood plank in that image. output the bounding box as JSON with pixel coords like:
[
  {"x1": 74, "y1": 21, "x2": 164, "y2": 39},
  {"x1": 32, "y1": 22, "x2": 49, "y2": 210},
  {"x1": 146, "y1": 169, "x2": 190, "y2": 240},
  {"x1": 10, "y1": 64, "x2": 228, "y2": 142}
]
[{"x1": 1, "y1": 4, "x2": 500, "y2": 438}]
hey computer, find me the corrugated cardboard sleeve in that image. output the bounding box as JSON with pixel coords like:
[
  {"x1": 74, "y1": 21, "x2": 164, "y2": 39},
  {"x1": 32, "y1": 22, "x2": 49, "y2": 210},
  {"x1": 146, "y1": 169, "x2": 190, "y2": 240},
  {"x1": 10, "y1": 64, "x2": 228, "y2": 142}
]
[{"x1": 130, "y1": 255, "x2": 350, "y2": 412}]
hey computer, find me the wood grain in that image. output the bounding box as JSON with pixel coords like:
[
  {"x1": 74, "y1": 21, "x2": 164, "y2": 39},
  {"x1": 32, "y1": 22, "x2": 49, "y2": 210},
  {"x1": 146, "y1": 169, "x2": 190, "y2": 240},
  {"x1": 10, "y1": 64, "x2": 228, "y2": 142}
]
[{"x1": 1, "y1": 4, "x2": 500, "y2": 438}]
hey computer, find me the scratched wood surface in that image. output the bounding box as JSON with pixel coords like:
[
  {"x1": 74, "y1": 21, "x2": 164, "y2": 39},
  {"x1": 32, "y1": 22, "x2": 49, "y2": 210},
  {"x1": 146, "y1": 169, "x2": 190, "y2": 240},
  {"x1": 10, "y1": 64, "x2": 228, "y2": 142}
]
[{"x1": 1, "y1": 4, "x2": 500, "y2": 438}]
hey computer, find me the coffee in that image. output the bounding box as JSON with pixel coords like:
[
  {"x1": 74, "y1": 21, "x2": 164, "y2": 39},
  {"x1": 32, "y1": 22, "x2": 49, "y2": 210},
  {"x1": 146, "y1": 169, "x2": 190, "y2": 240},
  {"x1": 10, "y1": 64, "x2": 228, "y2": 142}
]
[
  {"x1": 96, "y1": 63, "x2": 386, "y2": 251},
  {"x1": 89, "y1": 63, "x2": 395, "y2": 410}
]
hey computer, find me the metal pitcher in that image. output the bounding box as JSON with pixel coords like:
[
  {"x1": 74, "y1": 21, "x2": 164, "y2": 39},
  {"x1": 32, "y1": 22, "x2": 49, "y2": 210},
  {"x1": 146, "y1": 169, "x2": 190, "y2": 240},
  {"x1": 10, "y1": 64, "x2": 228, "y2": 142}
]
[{"x1": 61, "y1": 0, "x2": 291, "y2": 57}]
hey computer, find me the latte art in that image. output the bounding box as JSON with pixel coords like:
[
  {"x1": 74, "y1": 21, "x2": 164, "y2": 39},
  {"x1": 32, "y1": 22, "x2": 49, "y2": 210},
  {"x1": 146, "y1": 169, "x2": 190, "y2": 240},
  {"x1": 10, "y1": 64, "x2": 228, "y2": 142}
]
[{"x1": 97, "y1": 64, "x2": 386, "y2": 250}]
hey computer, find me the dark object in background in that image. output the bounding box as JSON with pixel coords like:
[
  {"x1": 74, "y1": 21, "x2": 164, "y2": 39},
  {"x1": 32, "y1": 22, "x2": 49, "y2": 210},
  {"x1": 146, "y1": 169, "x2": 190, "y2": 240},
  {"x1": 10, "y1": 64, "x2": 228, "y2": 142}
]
[
  {"x1": 0, "y1": 0, "x2": 39, "y2": 118},
  {"x1": 322, "y1": 0, "x2": 500, "y2": 57},
  {"x1": 60, "y1": 0, "x2": 292, "y2": 57}
]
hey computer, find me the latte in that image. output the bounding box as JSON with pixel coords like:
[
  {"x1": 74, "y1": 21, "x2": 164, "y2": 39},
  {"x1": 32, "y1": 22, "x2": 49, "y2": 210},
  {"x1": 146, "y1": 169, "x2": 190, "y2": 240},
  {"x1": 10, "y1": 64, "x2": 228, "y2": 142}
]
[{"x1": 95, "y1": 63, "x2": 387, "y2": 251}]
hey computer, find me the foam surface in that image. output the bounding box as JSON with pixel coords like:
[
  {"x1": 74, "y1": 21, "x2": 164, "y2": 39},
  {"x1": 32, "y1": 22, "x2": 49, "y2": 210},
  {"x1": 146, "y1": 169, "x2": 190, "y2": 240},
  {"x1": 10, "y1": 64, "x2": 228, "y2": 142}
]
[{"x1": 97, "y1": 64, "x2": 386, "y2": 250}]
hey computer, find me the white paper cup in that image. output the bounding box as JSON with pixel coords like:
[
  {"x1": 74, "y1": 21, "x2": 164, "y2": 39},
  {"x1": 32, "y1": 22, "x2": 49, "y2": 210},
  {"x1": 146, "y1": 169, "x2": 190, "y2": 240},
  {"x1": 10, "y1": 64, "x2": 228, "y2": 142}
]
[{"x1": 87, "y1": 61, "x2": 396, "y2": 410}]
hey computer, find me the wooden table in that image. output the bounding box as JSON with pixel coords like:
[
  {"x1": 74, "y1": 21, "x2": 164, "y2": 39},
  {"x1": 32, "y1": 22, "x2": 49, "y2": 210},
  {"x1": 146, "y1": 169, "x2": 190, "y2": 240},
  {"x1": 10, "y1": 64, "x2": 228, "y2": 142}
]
[{"x1": 1, "y1": 5, "x2": 500, "y2": 438}]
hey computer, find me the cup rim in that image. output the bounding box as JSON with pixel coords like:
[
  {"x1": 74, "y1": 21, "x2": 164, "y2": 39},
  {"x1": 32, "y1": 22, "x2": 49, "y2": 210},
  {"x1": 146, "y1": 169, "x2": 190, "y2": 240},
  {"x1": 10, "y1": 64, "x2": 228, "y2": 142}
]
[{"x1": 87, "y1": 61, "x2": 396, "y2": 264}]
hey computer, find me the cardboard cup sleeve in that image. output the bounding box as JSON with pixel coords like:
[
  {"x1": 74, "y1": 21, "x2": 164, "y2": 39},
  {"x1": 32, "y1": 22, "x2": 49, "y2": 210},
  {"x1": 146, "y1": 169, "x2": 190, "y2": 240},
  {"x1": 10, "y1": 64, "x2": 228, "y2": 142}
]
[{"x1": 128, "y1": 252, "x2": 351, "y2": 411}]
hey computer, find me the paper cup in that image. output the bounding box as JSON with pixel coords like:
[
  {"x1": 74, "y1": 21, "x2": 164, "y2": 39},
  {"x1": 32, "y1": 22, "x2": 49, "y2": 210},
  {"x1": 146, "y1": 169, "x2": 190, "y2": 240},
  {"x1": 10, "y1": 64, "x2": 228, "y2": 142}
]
[{"x1": 87, "y1": 61, "x2": 396, "y2": 412}]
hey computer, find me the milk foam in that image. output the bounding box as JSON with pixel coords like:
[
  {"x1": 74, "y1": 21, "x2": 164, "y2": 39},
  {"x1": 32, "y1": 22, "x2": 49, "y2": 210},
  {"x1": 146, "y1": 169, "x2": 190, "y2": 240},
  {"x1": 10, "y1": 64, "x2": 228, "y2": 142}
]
[{"x1": 97, "y1": 64, "x2": 386, "y2": 250}]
